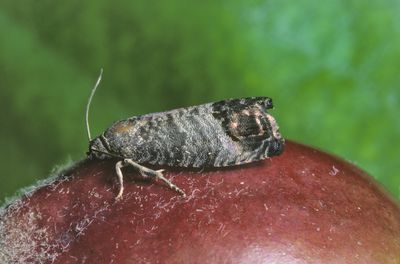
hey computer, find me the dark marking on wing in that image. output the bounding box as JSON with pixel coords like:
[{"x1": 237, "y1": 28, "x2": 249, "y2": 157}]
[{"x1": 212, "y1": 97, "x2": 272, "y2": 143}]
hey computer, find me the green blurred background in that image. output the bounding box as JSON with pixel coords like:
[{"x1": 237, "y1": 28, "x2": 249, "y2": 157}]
[{"x1": 0, "y1": 0, "x2": 399, "y2": 203}]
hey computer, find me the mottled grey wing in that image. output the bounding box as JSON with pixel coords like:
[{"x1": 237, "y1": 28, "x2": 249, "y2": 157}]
[{"x1": 103, "y1": 97, "x2": 281, "y2": 167}]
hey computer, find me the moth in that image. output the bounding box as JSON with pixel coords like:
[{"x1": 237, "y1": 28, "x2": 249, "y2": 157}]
[{"x1": 86, "y1": 70, "x2": 284, "y2": 199}]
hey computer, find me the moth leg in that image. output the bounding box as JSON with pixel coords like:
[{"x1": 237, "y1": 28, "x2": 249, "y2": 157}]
[
  {"x1": 115, "y1": 160, "x2": 125, "y2": 200},
  {"x1": 124, "y1": 159, "x2": 187, "y2": 198}
]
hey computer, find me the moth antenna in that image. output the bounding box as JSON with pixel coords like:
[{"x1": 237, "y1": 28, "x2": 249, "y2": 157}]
[{"x1": 86, "y1": 68, "x2": 103, "y2": 141}]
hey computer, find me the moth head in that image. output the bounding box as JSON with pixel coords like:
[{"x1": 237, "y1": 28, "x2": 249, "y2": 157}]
[{"x1": 87, "y1": 136, "x2": 112, "y2": 160}]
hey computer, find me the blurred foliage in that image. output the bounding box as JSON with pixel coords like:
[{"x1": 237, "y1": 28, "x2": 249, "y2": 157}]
[{"x1": 0, "y1": 0, "x2": 399, "y2": 202}]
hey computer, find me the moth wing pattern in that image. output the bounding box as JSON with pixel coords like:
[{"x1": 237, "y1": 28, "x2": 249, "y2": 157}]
[
  {"x1": 211, "y1": 97, "x2": 280, "y2": 158},
  {"x1": 93, "y1": 96, "x2": 283, "y2": 168}
]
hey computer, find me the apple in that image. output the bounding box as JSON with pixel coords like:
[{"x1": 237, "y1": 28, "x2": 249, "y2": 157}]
[{"x1": 1, "y1": 141, "x2": 399, "y2": 263}]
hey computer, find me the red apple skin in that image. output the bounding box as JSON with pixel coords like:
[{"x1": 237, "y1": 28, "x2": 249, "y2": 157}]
[{"x1": 1, "y1": 141, "x2": 399, "y2": 264}]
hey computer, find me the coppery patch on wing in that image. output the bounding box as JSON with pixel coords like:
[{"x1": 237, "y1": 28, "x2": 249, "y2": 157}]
[{"x1": 113, "y1": 122, "x2": 135, "y2": 134}]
